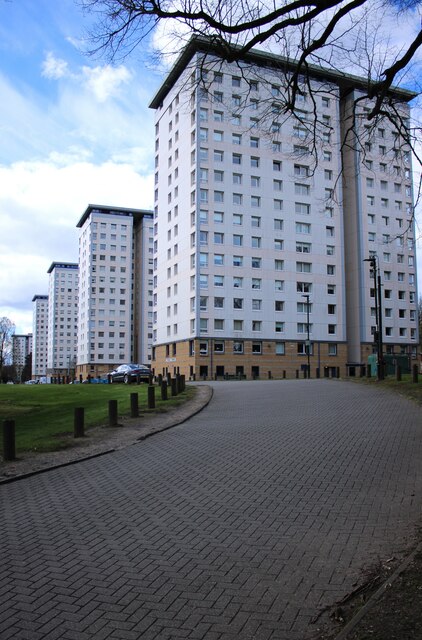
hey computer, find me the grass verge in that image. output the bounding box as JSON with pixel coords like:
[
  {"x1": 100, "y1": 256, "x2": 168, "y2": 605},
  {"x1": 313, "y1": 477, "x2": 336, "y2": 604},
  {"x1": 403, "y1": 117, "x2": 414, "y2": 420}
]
[
  {"x1": 350, "y1": 373, "x2": 422, "y2": 407},
  {"x1": 0, "y1": 384, "x2": 193, "y2": 453}
]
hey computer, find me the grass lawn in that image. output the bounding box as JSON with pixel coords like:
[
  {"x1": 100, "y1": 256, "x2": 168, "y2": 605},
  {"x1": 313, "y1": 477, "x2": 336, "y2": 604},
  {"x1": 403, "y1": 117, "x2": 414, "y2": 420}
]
[
  {"x1": 352, "y1": 373, "x2": 422, "y2": 407},
  {"x1": 0, "y1": 383, "x2": 193, "y2": 453}
]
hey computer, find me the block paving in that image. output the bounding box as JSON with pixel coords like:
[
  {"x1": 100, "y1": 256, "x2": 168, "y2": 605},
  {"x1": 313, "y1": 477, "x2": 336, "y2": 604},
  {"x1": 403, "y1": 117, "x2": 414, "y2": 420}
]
[{"x1": 1, "y1": 379, "x2": 422, "y2": 639}]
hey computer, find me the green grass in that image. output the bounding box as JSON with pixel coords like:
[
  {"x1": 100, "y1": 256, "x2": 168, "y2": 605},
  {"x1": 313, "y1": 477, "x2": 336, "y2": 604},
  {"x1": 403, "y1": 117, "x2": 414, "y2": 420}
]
[
  {"x1": 350, "y1": 373, "x2": 422, "y2": 407},
  {"x1": 0, "y1": 383, "x2": 193, "y2": 453}
]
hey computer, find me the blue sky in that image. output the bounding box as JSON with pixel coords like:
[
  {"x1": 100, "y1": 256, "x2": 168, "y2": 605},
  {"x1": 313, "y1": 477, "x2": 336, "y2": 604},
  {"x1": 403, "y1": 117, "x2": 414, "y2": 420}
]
[
  {"x1": 0, "y1": 0, "x2": 421, "y2": 336},
  {"x1": 0, "y1": 0, "x2": 161, "y2": 334}
]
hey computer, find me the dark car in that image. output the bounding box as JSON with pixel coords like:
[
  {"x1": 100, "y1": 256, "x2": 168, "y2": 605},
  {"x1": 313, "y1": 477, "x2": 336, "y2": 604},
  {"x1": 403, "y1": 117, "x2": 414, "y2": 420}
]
[{"x1": 109, "y1": 364, "x2": 151, "y2": 384}]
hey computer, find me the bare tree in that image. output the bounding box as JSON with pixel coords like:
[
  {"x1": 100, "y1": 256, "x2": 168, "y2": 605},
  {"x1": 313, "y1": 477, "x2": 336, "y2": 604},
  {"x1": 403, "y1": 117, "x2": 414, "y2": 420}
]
[
  {"x1": 80, "y1": 0, "x2": 421, "y2": 117},
  {"x1": 0, "y1": 317, "x2": 15, "y2": 381}
]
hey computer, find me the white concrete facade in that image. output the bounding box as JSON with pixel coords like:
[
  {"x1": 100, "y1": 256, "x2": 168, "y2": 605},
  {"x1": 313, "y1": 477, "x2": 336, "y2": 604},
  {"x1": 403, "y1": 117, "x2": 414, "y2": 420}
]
[
  {"x1": 76, "y1": 205, "x2": 154, "y2": 377},
  {"x1": 149, "y1": 39, "x2": 418, "y2": 377},
  {"x1": 46, "y1": 262, "x2": 79, "y2": 377},
  {"x1": 31, "y1": 294, "x2": 48, "y2": 379}
]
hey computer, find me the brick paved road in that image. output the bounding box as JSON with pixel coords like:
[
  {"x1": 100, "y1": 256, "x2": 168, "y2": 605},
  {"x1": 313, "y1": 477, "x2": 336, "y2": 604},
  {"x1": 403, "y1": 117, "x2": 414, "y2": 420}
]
[{"x1": 1, "y1": 380, "x2": 422, "y2": 640}]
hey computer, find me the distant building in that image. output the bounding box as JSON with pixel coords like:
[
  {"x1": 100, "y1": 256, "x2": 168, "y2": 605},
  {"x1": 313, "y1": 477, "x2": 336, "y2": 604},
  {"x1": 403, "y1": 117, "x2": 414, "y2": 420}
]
[
  {"x1": 12, "y1": 333, "x2": 32, "y2": 380},
  {"x1": 76, "y1": 204, "x2": 154, "y2": 379},
  {"x1": 149, "y1": 37, "x2": 418, "y2": 379},
  {"x1": 46, "y1": 262, "x2": 79, "y2": 380},
  {"x1": 32, "y1": 294, "x2": 49, "y2": 380}
]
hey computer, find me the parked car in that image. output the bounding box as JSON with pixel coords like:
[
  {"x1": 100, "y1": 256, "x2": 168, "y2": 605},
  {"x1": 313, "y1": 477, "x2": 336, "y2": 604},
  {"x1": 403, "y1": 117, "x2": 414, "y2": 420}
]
[
  {"x1": 25, "y1": 380, "x2": 39, "y2": 385},
  {"x1": 109, "y1": 364, "x2": 151, "y2": 384}
]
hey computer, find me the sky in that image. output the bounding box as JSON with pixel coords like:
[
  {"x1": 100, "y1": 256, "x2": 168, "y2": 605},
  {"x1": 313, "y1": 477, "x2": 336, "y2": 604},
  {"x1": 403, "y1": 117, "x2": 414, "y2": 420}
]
[{"x1": 0, "y1": 0, "x2": 421, "y2": 335}]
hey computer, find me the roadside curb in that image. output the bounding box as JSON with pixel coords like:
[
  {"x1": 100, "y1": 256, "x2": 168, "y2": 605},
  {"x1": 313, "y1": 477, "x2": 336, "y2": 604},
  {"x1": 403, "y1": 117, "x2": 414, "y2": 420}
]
[{"x1": 0, "y1": 384, "x2": 213, "y2": 485}]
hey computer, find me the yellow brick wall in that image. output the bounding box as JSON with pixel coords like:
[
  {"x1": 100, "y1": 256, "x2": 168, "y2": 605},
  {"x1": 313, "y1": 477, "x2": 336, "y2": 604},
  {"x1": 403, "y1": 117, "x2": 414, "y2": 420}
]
[{"x1": 152, "y1": 340, "x2": 348, "y2": 379}]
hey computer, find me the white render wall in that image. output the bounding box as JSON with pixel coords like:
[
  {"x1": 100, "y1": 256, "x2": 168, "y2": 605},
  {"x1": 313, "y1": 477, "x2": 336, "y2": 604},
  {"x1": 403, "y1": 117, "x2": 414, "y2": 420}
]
[
  {"x1": 47, "y1": 263, "x2": 78, "y2": 373},
  {"x1": 153, "y1": 54, "x2": 347, "y2": 348},
  {"x1": 32, "y1": 295, "x2": 48, "y2": 378},
  {"x1": 342, "y1": 90, "x2": 418, "y2": 361},
  {"x1": 78, "y1": 210, "x2": 134, "y2": 369}
]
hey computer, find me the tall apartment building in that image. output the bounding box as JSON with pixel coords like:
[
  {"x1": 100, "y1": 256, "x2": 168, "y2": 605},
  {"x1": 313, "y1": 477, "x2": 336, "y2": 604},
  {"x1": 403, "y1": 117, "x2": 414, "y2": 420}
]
[
  {"x1": 31, "y1": 294, "x2": 48, "y2": 380},
  {"x1": 76, "y1": 204, "x2": 154, "y2": 378},
  {"x1": 149, "y1": 37, "x2": 418, "y2": 379},
  {"x1": 12, "y1": 334, "x2": 32, "y2": 380},
  {"x1": 46, "y1": 262, "x2": 79, "y2": 379}
]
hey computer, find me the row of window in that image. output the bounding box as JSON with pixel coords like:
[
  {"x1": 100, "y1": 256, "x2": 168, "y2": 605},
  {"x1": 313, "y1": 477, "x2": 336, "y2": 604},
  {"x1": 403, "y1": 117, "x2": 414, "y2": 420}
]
[
  {"x1": 194, "y1": 340, "x2": 335, "y2": 356},
  {"x1": 197, "y1": 318, "x2": 336, "y2": 334},
  {"x1": 194, "y1": 263, "x2": 336, "y2": 286},
  {"x1": 194, "y1": 298, "x2": 334, "y2": 314}
]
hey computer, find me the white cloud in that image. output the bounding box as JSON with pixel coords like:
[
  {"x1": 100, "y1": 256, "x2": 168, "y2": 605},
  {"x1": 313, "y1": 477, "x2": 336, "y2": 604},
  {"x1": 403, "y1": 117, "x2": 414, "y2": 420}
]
[
  {"x1": 0, "y1": 159, "x2": 154, "y2": 334},
  {"x1": 42, "y1": 52, "x2": 69, "y2": 79},
  {"x1": 81, "y1": 64, "x2": 133, "y2": 102}
]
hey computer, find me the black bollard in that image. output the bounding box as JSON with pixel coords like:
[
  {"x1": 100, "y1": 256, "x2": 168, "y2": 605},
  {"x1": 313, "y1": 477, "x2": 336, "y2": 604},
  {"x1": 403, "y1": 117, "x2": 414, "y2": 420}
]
[
  {"x1": 74, "y1": 408, "x2": 85, "y2": 438},
  {"x1": 171, "y1": 377, "x2": 178, "y2": 396},
  {"x1": 396, "y1": 365, "x2": 402, "y2": 382},
  {"x1": 147, "y1": 385, "x2": 155, "y2": 409},
  {"x1": 413, "y1": 364, "x2": 418, "y2": 384},
  {"x1": 130, "y1": 393, "x2": 139, "y2": 418},
  {"x1": 108, "y1": 399, "x2": 118, "y2": 427},
  {"x1": 161, "y1": 380, "x2": 168, "y2": 401},
  {"x1": 2, "y1": 420, "x2": 16, "y2": 461}
]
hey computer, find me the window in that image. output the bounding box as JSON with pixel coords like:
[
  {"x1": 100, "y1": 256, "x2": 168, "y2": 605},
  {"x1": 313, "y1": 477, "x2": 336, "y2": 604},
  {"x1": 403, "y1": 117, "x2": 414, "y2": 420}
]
[
  {"x1": 252, "y1": 257, "x2": 261, "y2": 268},
  {"x1": 274, "y1": 239, "x2": 284, "y2": 251},
  {"x1": 274, "y1": 218, "x2": 283, "y2": 230},
  {"x1": 214, "y1": 211, "x2": 224, "y2": 224},
  {"x1": 214, "y1": 254, "x2": 224, "y2": 266},
  {"x1": 295, "y1": 202, "x2": 310, "y2": 215},
  {"x1": 233, "y1": 276, "x2": 243, "y2": 288},
  {"x1": 233, "y1": 255, "x2": 243, "y2": 267},
  {"x1": 233, "y1": 298, "x2": 243, "y2": 309},
  {"x1": 214, "y1": 275, "x2": 224, "y2": 287},
  {"x1": 214, "y1": 297, "x2": 224, "y2": 308},
  {"x1": 232, "y1": 133, "x2": 242, "y2": 145},
  {"x1": 296, "y1": 221, "x2": 311, "y2": 234},
  {"x1": 251, "y1": 216, "x2": 261, "y2": 228},
  {"x1": 251, "y1": 176, "x2": 260, "y2": 188},
  {"x1": 214, "y1": 319, "x2": 224, "y2": 331},
  {"x1": 232, "y1": 153, "x2": 242, "y2": 165},
  {"x1": 233, "y1": 213, "x2": 243, "y2": 225},
  {"x1": 275, "y1": 300, "x2": 284, "y2": 311},
  {"x1": 251, "y1": 236, "x2": 261, "y2": 248},
  {"x1": 276, "y1": 342, "x2": 285, "y2": 355},
  {"x1": 233, "y1": 234, "x2": 243, "y2": 246},
  {"x1": 233, "y1": 193, "x2": 242, "y2": 205},
  {"x1": 273, "y1": 160, "x2": 282, "y2": 172},
  {"x1": 214, "y1": 150, "x2": 224, "y2": 162},
  {"x1": 251, "y1": 156, "x2": 260, "y2": 168},
  {"x1": 296, "y1": 261, "x2": 311, "y2": 273},
  {"x1": 252, "y1": 278, "x2": 261, "y2": 290},
  {"x1": 275, "y1": 322, "x2": 284, "y2": 333},
  {"x1": 296, "y1": 242, "x2": 311, "y2": 253},
  {"x1": 252, "y1": 321, "x2": 262, "y2": 332},
  {"x1": 233, "y1": 340, "x2": 244, "y2": 352},
  {"x1": 294, "y1": 164, "x2": 309, "y2": 177},
  {"x1": 214, "y1": 232, "x2": 224, "y2": 244},
  {"x1": 295, "y1": 183, "x2": 310, "y2": 195},
  {"x1": 250, "y1": 137, "x2": 259, "y2": 148},
  {"x1": 251, "y1": 196, "x2": 261, "y2": 207}
]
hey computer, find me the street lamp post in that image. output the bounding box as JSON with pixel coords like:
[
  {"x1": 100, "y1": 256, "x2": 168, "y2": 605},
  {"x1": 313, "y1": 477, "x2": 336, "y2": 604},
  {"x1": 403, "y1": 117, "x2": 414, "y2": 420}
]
[
  {"x1": 364, "y1": 256, "x2": 384, "y2": 380},
  {"x1": 302, "y1": 294, "x2": 311, "y2": 378}
]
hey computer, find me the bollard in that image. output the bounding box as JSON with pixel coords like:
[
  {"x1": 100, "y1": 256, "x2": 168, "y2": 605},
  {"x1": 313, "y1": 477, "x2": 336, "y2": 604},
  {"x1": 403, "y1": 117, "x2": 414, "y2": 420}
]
[
  {"x1": 268, "y1": 371, "x2": 272, "y2": 380},
  {"x1": 171, "y1": 377, "x2": 178, "y2": 396},
  {"x1": 367, "y1": 364, "x2": 371, "y2": 378},
  {"x1": 316, "y1": 367, "x2": 320, "y2": 379},
  {"x1": 161, "y1": 380, "x2": 168, "y2": 401},
  {"x1": 283, "y1": 370, "x2": 286, "y2": 379},
  {"x1": 74, "y1": 407, "x2": 85, "y2": 438},
  {"x1": 396, "y1": 365, "x2": 402, "y2": 382},
  {"x1": 296, "y1": 369, "x2": 299, "y2": 379},
  {"x1": 2, "y1": 420, "x2": 16, "y2": 461},
  {"x1": 176, "y1": 374, "x2": 182, "y2": 394},
  {"x1": 147, "y1": 385, "x2": 156, "y2": 409},
  {"x1": 130, "y1": 393, "x2": 139, "y2": 418},
  {"x1": 180, "y1": 374, "x2": 186, "y2": 392},
  {"x1": 158, "y1": 374, "x2": 163, "y2": 386},
  {"x1": 412, "y1": 364, "x2": 418, "y2": 384},
  {"x1": 108, "y1": 399, "x2": 118, "y2": 427}
]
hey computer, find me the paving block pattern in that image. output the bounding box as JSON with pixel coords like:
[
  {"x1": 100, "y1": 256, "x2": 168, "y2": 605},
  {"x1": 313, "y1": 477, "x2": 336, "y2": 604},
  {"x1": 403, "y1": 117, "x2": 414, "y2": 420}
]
[{"x1": 1, "y1": 380, "x2": 422, "y2": 639}]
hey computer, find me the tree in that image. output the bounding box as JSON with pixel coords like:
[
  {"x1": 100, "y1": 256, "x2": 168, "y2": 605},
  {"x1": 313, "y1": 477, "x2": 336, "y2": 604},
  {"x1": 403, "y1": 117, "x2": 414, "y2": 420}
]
[
  {"x1": 81, "y1": 0, "x2": 422, "y2": 121},
  {"x1": 0, "y1": 317, "x2": 15, "y2": 381}
]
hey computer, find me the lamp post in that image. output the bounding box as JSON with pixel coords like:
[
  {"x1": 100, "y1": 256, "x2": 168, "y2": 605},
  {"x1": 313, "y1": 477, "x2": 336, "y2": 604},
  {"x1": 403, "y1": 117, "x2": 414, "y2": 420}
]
[
  {"x1": 302, "y1": 294, "x2": 311, "y2": 378},
  {"x1": 364, "y1": 256, "x2": 384, "y2": 380}
]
